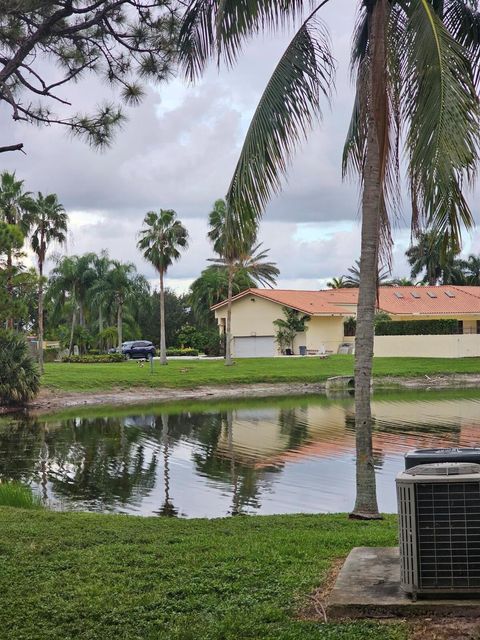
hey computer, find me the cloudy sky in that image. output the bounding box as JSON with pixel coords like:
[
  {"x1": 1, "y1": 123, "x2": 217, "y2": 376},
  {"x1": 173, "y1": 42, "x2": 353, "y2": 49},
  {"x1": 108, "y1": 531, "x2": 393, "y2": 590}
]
[{"x1": 3, "y1": 2, "x2": 480, "y2": 293}]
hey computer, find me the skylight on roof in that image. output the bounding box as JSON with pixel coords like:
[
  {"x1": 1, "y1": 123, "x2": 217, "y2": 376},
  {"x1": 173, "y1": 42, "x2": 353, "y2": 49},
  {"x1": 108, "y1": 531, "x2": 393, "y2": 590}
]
[
  {"x1": 427, "y1": 291, "x2": 437, "y2": 298},
  {"x1": 445, "y1": 290, "x2": 456, "y2": 298},
  {"x1": 411, "y1": 292, "x2": 421, "y2": 299},
  {"x1": 394, "y1": 292, "x2": 404, "y2": 299}
]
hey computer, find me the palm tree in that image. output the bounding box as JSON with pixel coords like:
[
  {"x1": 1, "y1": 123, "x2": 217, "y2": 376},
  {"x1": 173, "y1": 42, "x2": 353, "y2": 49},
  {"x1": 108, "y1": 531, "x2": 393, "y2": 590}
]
[
  {"x1": 25, "y1": 193, "x2": 68, "y2": 373},
  {"x1": 343, "y1": 260, "x2": 392, "y2": 288},
  {"x1": 89, "y1": 250, "x2": 112, "y2": 347},
  {"x1": 137, "y1": 210, "x2": 189, "y2": 365},
  {"x1": 390, "y1": 277, "x2": 415, "y2": 286},
  {"x1": 442, "y1": 259, "x2": 467, "y2": 285},
  {"x1": 179, "y1": 1, "x2": 480, "y2": 518},
  {"x1": 462, "y1": 255, "x2": 480, "y2": 285},
  {"x1": 326, "y1": 276, "x2": 348, "y2": 289},
  {"x1": 49, "y1": 254, "x2": 96, "y2": 354},
  {"x1": 0, "y1": 171, "x2": 34, "y2": 328},
  {"x1": 407, "y1": 232, "x2": 456, "y2": 285},
  {"x1": 103, "y1": 261, "x2": 143, "y2": 350},
  {"x1": 208, "y1": 198, "x2": 279, "y2": 365},
  {"x1": 189, "y1": 265, "x2": 256, "y2": 327}
]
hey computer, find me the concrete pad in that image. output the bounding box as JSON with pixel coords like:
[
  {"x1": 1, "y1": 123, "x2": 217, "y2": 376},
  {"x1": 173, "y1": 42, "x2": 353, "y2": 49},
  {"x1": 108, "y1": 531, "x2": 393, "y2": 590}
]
[{"x1": 328, "y1": 547, "x2": 480, "y2": 619}]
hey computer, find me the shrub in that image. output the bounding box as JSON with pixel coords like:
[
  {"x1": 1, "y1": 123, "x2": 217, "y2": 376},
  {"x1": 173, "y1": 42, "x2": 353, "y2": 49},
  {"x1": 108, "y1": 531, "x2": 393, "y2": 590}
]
[
  {"x1": 43, "y1": 347, "x2": 60, "y2": 363},
  {"x1": 375, "y1": 319, "x2": 460, "y2": 336},
  {"x1": 0, "y1": 482, "x2": 42, "y2": 509},
  {"x1": 166, "y1": 348, "x2": 199, "y2": 357},
  {"x1": 374, "y1": 311, "x2": 391, "y2": 326},
  {"x1": 199, "y1": 328, "x2": 223, "y2": 356},
  {"x1": 62, "y1": 353, "x2": 126, "y2": 363},
  {"x1": 176, "y1": 324, "x2": 205, "y2": 350},
  {"x1": 0, "y1": 330, "x2": 40, "y2": 406}
]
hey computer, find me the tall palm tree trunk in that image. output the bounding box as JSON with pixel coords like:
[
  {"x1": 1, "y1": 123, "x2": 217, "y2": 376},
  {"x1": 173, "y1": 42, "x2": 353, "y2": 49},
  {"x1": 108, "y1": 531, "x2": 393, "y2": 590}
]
[
  {"x1": 68, "y1": 306, "x2": 77, "y2": 355},
  {"x1": 159, "y1": 270, "x2": 167, "y2": 365},
  {"x1": 225, "y1": 266, "x2": 234, "y2": 366},
  {"x1": 6, "y1": 249, "x2": 13, "y2": 329},
  {"x1": 38, "y1": 259, "x2": 44, "y2": 374},
  {"x1": 117, "y1": 302, "x2": 123, "y2": 350},
  {"x1": 98, "y1": 307, "x2": 104, "y2": 350},
  {"x1": 351, "y1": 0, "x2": 385, "y2": 520}
]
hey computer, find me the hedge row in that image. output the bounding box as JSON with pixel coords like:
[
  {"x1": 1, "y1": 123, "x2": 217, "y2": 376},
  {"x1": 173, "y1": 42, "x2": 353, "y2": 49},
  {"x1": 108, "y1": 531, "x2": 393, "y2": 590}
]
[
  {"x1": 166, "y1": 348, "x2": 199, "y2": 357},
  {"x1": 62, "y1": 353, "x2": 126, "y2": 363},
  {"x1": 375, "y1": 319, "x2": 461, "y2": 336}
]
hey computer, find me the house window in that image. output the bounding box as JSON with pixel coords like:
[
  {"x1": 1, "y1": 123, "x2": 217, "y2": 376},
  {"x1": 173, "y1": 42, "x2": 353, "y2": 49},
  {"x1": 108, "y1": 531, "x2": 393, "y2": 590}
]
[
  {"x1": 457, "y1": 320, "x2": 464, "y2": 334},
  {"x1": 477, "y1": 320, "x2": 480, "y2": 334},
  {"x1": 343, "y1": 317, "x2": 356, "y2": 337}
]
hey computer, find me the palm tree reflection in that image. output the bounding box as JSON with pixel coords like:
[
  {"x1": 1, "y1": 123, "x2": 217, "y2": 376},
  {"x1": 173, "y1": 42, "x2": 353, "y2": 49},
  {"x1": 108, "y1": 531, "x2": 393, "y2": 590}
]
[{"x1": 156, "y1": 414, "x2": 178, "y2": 517}]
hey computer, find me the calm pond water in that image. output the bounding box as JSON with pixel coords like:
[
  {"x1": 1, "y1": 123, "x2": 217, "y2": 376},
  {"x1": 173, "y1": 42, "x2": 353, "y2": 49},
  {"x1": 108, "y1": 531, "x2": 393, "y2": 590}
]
[{"x1": 2, "y1": 389, "x2": 480, "y2": 517}]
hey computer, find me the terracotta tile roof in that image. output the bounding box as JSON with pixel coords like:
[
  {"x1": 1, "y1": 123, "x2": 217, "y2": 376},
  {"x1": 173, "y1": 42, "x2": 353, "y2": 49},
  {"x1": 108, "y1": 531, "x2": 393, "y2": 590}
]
[
  {"x1": 212, "y1": 285, "x2": 480, "y2": 316},
  {"x1": 377, "y1": 286, "x2": 480, "y2": 315},
  {"x1": 454, "y1": 286, "x2": 480, "y2": 299},
  {"x1": 211, "y1": 288, "x2": 350, "y2": 315}
]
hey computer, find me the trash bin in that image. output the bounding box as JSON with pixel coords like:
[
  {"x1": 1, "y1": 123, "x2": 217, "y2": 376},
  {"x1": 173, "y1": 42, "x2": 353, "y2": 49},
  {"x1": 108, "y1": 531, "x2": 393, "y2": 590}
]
[
  {"x1": 299, "y1": 345, "x2": 307, "y2": 356},
  {"x1": 405, "y1": 447, "x2": 480, "y2": 470}
]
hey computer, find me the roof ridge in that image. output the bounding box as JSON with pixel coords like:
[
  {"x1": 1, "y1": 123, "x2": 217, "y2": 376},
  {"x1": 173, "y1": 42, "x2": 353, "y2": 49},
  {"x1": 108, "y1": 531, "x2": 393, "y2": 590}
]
[{"x1": 451, "y1": 285, "x2": 480, "y2": 299}]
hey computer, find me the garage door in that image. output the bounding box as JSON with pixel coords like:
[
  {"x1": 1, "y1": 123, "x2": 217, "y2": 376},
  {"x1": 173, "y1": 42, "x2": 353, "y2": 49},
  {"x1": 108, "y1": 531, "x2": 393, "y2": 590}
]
[{"x1": 233, "y1": 336, "x2": 275, "y2": 358}]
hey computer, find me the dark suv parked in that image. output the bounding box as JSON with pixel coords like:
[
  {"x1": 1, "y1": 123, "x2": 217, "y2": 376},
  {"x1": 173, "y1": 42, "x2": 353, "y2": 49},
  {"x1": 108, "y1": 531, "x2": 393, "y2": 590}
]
[{"x1": 122, "y1": 340, "x2": 156, "y2": 360}]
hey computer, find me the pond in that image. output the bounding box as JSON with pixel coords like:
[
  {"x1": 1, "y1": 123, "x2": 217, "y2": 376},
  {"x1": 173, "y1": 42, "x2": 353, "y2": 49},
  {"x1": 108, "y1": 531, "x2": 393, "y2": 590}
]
[{"x1": 2, "y1": 389, "x2": 480, "y2": 518}]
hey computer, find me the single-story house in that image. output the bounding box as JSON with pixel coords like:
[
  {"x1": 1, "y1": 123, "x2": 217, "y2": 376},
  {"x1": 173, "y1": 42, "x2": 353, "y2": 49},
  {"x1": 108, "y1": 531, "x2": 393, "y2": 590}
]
[{"x1": 212, "y1": 286, "x2": 480, "y2": 358}]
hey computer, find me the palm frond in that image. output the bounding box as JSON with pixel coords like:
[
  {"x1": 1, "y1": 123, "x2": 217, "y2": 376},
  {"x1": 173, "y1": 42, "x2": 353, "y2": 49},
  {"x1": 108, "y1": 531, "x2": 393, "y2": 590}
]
[
  {"x1": 403, "y1": 0, "x2": 480, "y2": 251},
  {"x1": 226, "y1": 13, "x2": 334, "y2": 235},
  {"x1": 443, "y1": 0, "x2": 480, "y2": 87},
  {"x1": 343, "y1": 0, "x2": 402, "y2": 265},
  {"x1": 178, "y1": 0, "x2": 312, "y2": 80}
]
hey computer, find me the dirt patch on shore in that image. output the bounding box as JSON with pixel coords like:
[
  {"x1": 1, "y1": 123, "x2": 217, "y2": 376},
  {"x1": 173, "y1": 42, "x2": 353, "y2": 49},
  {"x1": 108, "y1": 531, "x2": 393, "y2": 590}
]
[
  {"x1": 377, "y1": 373, "x2": 480, "y2": 390},
  {"x1": 22, "y1": 382, "x2": 327, "y2": 416}
]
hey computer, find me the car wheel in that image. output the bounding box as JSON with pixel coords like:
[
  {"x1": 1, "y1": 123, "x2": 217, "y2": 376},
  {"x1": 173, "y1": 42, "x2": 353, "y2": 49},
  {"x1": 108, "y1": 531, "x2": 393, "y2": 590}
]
[{"x1": 125, "y1": 353, "x2": 131, "y2": 360}]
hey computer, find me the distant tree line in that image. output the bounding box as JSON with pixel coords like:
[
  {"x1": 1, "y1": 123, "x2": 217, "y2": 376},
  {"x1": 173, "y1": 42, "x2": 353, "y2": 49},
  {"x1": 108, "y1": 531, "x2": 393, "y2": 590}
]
[
  {"x1": 327, "y1": 232, "x2": 480, "y2": 289},
  {"x1": 0, "y1": 176, "x2": 280, "y2": 366}
]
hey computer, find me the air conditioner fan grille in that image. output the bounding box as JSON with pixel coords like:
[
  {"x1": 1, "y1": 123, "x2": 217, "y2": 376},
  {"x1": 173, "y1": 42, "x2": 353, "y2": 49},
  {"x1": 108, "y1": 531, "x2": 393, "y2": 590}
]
[{"x1": 416, "y1": 482, "x2": 480, "y2": 589}]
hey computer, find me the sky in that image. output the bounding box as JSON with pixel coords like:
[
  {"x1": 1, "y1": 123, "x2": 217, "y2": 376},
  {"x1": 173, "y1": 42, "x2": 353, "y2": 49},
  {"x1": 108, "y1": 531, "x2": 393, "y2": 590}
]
[{"x1": 3, "y1": 2, "x2": 480, "y2": 293}]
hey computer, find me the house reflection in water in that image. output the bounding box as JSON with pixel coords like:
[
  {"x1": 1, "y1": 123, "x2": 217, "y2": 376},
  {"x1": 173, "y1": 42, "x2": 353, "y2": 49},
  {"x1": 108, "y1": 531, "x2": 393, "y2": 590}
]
[{"x1": 1, "y1": 391, "x2": 479, "y2": 517}]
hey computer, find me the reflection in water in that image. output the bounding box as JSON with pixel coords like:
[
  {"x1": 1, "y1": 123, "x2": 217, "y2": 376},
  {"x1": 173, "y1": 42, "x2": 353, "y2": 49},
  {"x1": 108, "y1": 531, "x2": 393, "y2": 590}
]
[
  {"x1": 156, "y1": 414, "x2": 177, "y2": 517},
  {"x1": 1, "y1": 390, "x2": 480, "y2": 517}
]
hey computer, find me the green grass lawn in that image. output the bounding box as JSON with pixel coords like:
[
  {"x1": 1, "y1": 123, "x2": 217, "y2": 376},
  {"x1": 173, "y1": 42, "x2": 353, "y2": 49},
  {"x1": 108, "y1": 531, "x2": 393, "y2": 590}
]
[
  {"x1": 0, "y1": 508, "x2": 406, "y2": 640},
  {"x1": 40, "y1": 355, "x2": 480, "y2": 393}
]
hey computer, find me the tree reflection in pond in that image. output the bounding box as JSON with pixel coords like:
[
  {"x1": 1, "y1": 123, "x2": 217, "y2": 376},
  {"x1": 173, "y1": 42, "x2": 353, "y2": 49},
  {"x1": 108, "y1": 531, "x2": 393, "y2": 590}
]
[
  {"x1": 43, "y1": 416, "x2": 159, "y2": 511},
  {"x1": 156, "y1": 414, "x2": 178, "y2": 518},
  {"x1": 1, "y1": 391, "x2": 479, "y2": 516}
]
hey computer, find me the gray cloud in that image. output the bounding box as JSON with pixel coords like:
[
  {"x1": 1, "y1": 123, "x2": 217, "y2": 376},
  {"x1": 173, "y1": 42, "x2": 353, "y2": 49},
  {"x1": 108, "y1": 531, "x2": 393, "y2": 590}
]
[{"x1": 3, "y1": 3, "x2": 480, "y2": 291}]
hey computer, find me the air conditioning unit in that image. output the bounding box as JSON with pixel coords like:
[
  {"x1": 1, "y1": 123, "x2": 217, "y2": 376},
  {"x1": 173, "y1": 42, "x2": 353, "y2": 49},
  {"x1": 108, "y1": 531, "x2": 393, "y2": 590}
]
[
  {"x1": 405, "y1": 448, "x2": 480, "y2": 470},
  {"x1": 397, "y1": 462, "x2": 480, "y2": 599}
]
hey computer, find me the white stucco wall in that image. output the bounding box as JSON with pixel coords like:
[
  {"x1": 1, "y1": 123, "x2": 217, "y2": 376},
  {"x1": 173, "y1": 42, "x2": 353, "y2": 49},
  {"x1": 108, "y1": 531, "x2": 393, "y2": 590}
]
[
  {"x1": 304, "y1": 316, "x2": 345, "y2": 353},
  {"x1": 374, "y1": 334, "x2": 480, "y2": 358}
]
